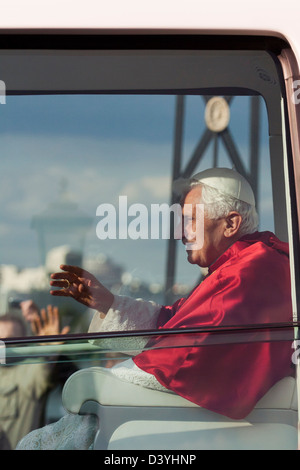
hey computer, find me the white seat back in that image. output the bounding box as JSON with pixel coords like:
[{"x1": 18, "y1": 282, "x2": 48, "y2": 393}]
[
  {"x1": 62, "y1": 367, "x2": 297, "y2": 413},
  {"x1": 62, "y1": 367, "x2": 298, "y2": 450}
]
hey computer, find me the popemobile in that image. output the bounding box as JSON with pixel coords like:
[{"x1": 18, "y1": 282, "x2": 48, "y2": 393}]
[{"x1": 0, "y1": 0, "x2": 299, "y2": 451}]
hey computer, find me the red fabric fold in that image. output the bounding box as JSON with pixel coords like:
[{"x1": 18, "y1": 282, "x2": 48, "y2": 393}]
[{"x1": 133, "y1": 231, "x2": 294, "y2": 419}]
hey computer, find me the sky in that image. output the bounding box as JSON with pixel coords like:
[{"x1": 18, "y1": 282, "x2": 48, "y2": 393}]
[{"x1": 0, "y1": 92, "x2": 273, "y2": 288}]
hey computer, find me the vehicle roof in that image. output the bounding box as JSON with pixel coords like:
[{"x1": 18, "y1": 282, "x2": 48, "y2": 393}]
[{"x1": 0, "y1": 0, "x2": 299, "y2": 64}]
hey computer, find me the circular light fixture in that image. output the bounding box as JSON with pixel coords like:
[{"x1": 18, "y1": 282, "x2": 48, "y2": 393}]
[{"x1": 205, "y1": 97, "x2": 230, "y2": 133}]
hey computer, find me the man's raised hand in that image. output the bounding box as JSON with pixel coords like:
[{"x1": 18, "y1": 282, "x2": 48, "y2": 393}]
[{"x1": 50, "y1": 265, "x2": 114, "y2": 315}]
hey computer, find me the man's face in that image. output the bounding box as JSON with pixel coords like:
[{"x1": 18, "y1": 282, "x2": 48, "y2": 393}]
[{"x1": 181, "y1": 186, "x2": 229, "y2": 268}]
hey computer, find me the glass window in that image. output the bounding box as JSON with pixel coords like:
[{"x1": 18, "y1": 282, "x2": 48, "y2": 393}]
[{"x1": 0, "y1": 40, "x2": 298, "y2": 451}]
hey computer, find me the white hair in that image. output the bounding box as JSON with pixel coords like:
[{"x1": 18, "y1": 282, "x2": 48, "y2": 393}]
[{"x1": 190, "y1": 181, "x2": 259, "y2": 237}]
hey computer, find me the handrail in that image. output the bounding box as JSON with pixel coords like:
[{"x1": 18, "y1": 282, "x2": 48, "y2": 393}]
[{"x1": 1, "y1": 320, "x2": 298, "y2": 346}]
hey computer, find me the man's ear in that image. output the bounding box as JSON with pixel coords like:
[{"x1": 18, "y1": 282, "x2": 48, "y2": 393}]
[{"x1": 224, "y1": 212, "x2": 242, "y2": 238}]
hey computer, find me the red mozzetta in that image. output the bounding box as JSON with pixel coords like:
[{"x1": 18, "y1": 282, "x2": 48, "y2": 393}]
[{"x1": 134, "y1": 231, "x2": 294, "y2": 419}]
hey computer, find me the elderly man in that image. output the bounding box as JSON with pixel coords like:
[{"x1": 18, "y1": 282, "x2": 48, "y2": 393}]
[{"x1": 49, "y1": 167, "x2": 293, "y2": 421}]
